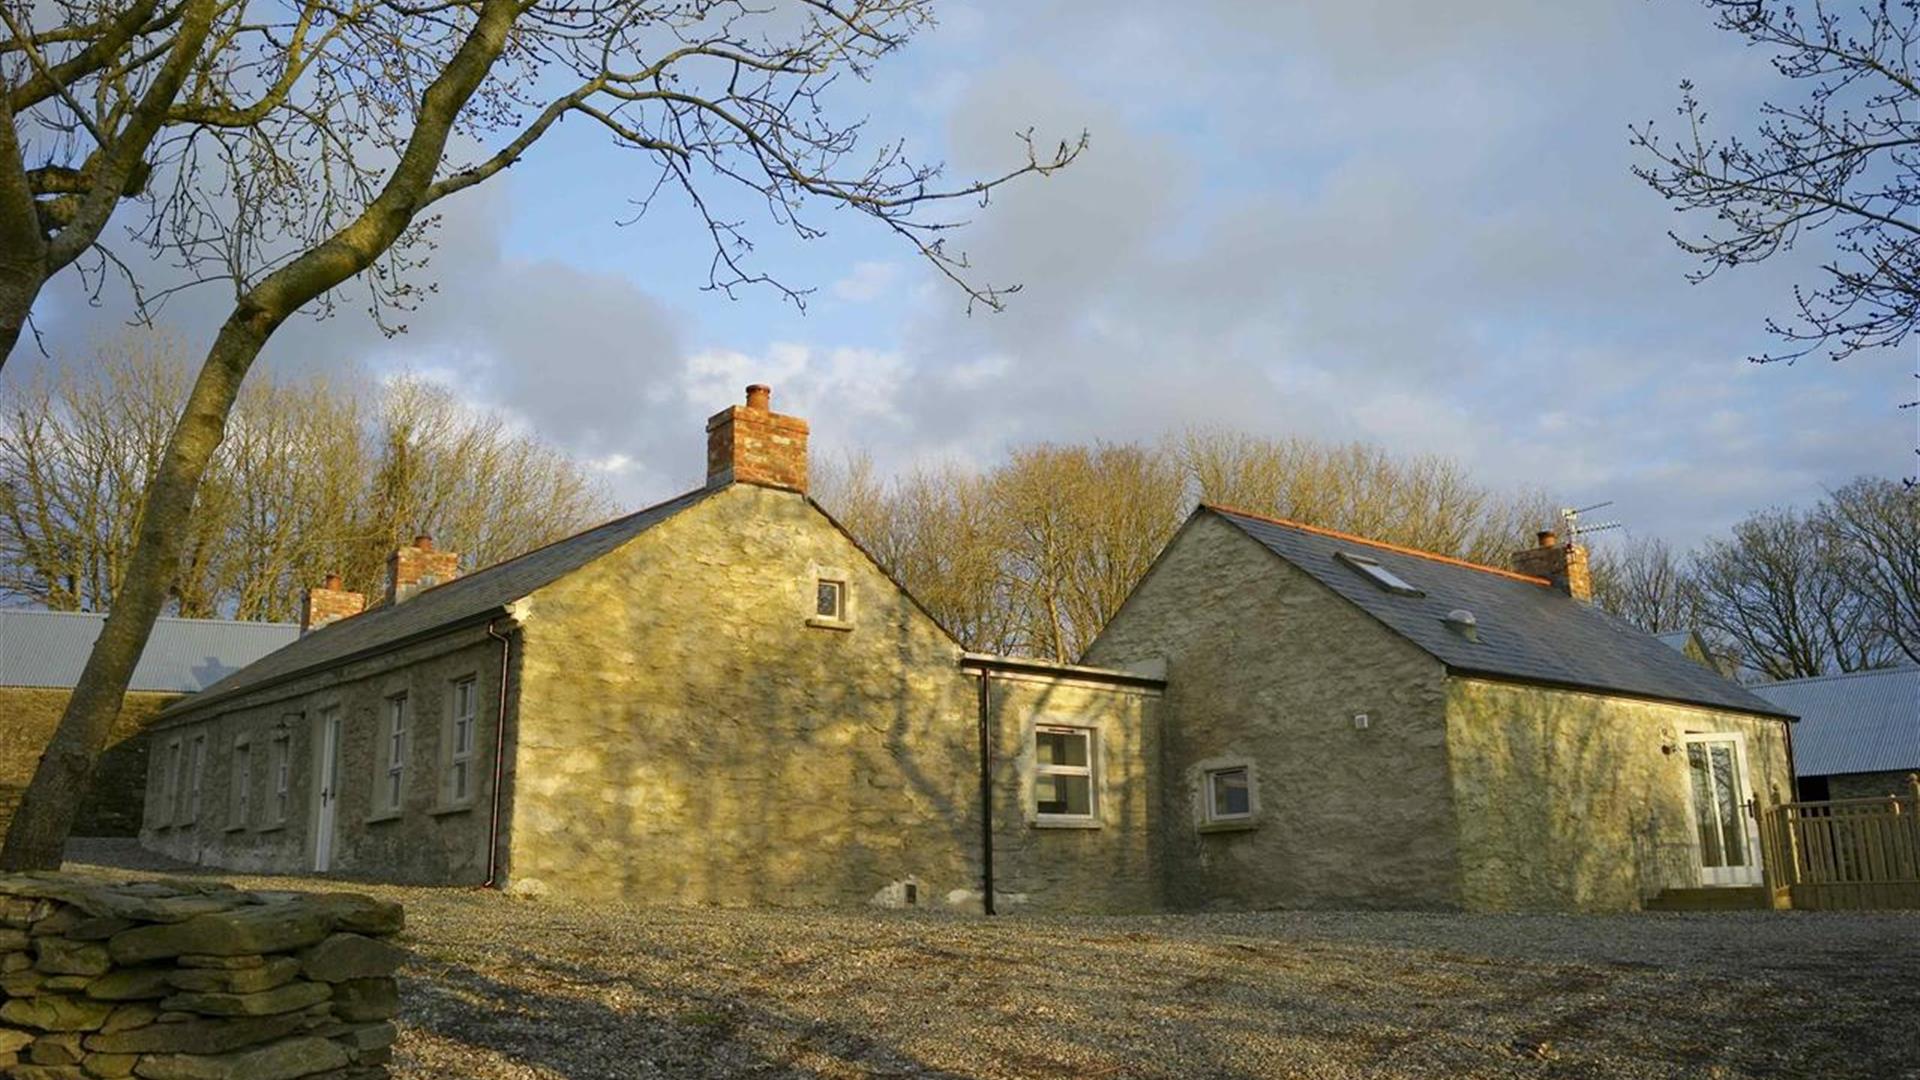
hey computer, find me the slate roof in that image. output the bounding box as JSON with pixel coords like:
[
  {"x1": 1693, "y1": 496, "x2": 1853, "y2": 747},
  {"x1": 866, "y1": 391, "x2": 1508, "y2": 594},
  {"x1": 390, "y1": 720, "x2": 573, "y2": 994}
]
[
  {"x1": 0, "y1": 608, "x2": 297, "y2": 693},
  {"x1": 1207, "y1": 507, "x2": 1793, "y2": 719},
  {"x1": 1750, "y1": 667, "x2": 1919, "y2": 777},
  {"x1": 166, "y1": 487, "x2": 714, "y2": 717}
]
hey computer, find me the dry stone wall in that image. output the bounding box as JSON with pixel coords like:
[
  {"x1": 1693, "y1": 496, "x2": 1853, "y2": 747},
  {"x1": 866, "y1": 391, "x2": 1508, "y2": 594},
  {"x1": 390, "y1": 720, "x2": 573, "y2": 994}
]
[{"x1": 0, "y1": 874, "x2": 402, "y2": 1080}]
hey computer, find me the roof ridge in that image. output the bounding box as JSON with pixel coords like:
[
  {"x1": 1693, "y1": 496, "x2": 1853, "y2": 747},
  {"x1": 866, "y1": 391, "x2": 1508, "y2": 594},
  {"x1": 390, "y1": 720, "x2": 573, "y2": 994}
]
[
  {"x1": 1204, "y1": 504, "x2": 1553, "y2": 586},
  {"x1": 0, "y1": 608, "x2": 295, "y2": 630},
  {"x1": 1757, "y1": 665, "x2": 1920, "y2": 688}
]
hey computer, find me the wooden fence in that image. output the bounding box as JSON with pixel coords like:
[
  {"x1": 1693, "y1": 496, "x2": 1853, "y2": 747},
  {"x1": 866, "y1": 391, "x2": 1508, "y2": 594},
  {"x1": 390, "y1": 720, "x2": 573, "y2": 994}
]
[{"x1": 1757, "y1": 776, "x2": 1920, "y2": 910}]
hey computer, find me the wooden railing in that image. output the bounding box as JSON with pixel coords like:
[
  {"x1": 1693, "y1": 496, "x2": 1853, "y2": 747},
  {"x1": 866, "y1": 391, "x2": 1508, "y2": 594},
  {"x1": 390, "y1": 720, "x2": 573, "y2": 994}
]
[{"x1": 1757, "y1": 776, "x2": 1920, "y2": 910}]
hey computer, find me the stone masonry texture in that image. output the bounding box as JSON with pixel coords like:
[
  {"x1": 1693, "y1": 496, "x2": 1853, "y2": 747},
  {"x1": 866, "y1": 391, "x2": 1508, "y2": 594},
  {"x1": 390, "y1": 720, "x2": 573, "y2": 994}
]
[
  {"x1": 0, "y1": 688, "x2": 177, "y2": 838},
  {"x1": 1085, "y1": 513, "x2": 1461, "y2": 911},
  {"x1": 0, "y1": 872, "x2": 402, "y2": 1079}
]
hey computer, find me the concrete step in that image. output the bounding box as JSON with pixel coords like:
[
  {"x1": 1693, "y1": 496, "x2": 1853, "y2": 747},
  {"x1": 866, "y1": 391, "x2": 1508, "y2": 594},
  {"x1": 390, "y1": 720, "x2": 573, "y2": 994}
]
[{"x1": 1644, "y1": 886, "x2": 1774, "y2": 912}]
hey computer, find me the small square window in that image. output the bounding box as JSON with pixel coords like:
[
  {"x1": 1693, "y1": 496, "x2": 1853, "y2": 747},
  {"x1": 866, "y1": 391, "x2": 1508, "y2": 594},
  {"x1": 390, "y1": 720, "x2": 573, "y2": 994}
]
[
  {"x1": 816, "y1": 579, "x2": 846, "y2": 620},
  {"x1": 1206, "y1": 766, "x2": 1252, "y2": 821}
]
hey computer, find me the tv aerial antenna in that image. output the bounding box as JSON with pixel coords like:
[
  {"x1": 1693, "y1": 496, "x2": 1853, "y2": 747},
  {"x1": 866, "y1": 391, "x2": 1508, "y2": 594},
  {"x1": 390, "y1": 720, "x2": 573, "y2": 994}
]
[{"x1": 1560, "y1": 501, "x2": 1623, "y2": 544}]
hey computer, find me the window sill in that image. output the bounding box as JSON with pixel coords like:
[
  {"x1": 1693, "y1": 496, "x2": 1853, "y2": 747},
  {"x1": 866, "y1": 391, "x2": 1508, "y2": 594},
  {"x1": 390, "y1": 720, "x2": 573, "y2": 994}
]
[
  {"x1": 1031, "y1": 816, "x2": 1102, "y2": 830},
  {"x1": 806, "y1": 616, "x2": 854, "y2": 632},
  {"x1": 429, "y1": 802, "x2": 474, "y2": 817},
  {"x1": 365, "y1": 810, "x2": 403, "y2": 825},
  {"x1": 256, "y1": 822, "x2": 287, "y2": 834},
  {"x1": 222, "y1": 823, "x2": 248, "y2": 834},
  {"x1": 1198, "y1": 818, "x2": 1259, "y2": 834}
]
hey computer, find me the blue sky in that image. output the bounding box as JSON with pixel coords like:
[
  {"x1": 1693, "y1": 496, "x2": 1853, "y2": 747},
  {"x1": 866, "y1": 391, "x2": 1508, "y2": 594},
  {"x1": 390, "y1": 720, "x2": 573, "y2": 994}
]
[{"x1": 21, "y1": 0, "x2": 1920, "y2": 550}]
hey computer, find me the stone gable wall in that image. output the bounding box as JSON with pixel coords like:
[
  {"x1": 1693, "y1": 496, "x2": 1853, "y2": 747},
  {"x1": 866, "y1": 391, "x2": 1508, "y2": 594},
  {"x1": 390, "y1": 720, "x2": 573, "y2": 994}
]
[
  {"x1": 0, "y1": 689, "x2": 179, "y2": 839},
  {"x1": 1083, "y1": 514, "x2": 1461, "y2": 911},
  {"x1": 0, "y1": 873, "x2": 402, "y2": 1079},
  {"x1": 507, "y1": 484, "x2": 982, "y2": 907}
]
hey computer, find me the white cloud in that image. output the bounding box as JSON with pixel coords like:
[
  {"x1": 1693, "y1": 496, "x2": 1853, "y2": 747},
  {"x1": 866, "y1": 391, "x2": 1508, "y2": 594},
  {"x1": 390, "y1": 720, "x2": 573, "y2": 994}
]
[{"x1": 830, "y1": 261, "x2": 901, "y2": 303}]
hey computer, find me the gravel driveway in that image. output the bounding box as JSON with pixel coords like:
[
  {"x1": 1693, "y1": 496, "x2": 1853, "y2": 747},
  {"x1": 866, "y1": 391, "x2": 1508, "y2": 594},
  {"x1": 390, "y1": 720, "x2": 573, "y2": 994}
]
[{"x1": 63, "y1": 839, "x2": 1920, "y2": 1080}]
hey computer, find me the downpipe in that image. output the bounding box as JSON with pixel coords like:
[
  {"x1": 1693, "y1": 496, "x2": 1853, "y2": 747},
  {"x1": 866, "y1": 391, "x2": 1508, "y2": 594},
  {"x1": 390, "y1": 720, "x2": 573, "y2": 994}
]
[{"x1": 482, "y1": 618, "x2": 511, "y2": 889}]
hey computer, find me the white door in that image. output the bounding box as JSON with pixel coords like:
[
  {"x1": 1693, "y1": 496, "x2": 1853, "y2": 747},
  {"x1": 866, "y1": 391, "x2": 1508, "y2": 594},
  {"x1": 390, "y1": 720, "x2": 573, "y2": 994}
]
[
  {"x1": 1684, "y1": 733, "x2": 1763, "y2": 886},
  {"x1": 312, "y1": 708, "x2": 342, "y2": 872}
]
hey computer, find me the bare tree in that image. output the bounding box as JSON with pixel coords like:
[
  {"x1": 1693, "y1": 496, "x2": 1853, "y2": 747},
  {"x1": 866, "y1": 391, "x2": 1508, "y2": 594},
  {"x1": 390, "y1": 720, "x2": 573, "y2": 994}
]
[
  {"x1": 1632, "y1": 1, "x2": 1920, "y2": 371},
  {"x1": 1178, "y1": 427, "x2": 1558, "y2": 565},
  {"x1": 1690, "y1": 506, "x2": 1892, "y2": 679},
  {"x1": 1819, "y1": 475, "x2": 1920, "y2": 663},
  {"x1": 1590, "y1": 535, "x2": 1702, "y2": 634},
  {"x1": 0, "y1": 339, "x2": 610, "y2": 620},
  {"x1": 2, "y1": 0, "x2": 1079, "y2": 869}
]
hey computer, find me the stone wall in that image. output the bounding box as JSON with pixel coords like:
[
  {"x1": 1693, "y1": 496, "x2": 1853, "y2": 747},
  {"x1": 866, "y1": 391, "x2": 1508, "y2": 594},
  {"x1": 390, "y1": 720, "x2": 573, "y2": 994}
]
[
  {"x1": 507, "y1": 484, "x2": 983, "y2": 907},
  {"x1": 1445, "y1": 677, "x2": 1795, "y2": 912},
  {"x1": 140, "y1": 624, "x2": 504, "y2": 883},
  {"x1": 0, "y1": 873, "x2": 401, "y2": 1079},
  {"x1": 0, "y1": 689, "x2": 179, "y2": 839},
  {"x1": 981, "y1": 671, "x2": 1162, "y2": 913},
  {"x1": 1824, "y1": 770, "x2": 1919, "y2": 800},
  {"x1": 1084, "y1": 513, "x2": 1461, "y2": 912}
]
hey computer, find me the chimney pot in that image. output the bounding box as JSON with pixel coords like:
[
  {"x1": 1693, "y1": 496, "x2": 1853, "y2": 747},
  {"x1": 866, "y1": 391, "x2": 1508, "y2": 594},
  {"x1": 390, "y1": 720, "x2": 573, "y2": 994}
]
[
  {"x1": 1537, "y1": 530, "x2": 1558, "y2": 547},
  {"x1": 414, "y1": 533, "x2": 434, "y2": 551},
  {"x1": 1511, "y1": 532, "x2": 1591, "y2": 602},
  {"x1": 323, "y1": 572, "x2": 342, "y2": 590},
  {"x1": 745, "y1": 384, "x2": 771, "y2": 411}
]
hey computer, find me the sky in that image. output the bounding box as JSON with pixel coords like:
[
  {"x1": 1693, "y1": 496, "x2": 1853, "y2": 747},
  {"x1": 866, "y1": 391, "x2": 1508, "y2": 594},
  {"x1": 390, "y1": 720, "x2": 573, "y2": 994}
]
[{"x1": 16, "y1": 0, "x2": 1920, "y2": 551}]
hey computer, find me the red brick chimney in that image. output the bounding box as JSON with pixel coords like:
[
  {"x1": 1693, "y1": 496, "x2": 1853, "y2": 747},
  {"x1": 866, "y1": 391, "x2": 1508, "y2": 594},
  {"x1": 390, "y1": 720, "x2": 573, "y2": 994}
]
[
  {"x1": 706, "y1": 384, "x2": 808, "y2": 493},
  {"x1": 1511, "y1": 529, "x2": 1592, "y2": 601},
  {"x1": 300, "y1": 573, "x2": 365, "y2": 634},
  {"x1": 386, "y1": 533, "x2": 460, "y2": 604}
]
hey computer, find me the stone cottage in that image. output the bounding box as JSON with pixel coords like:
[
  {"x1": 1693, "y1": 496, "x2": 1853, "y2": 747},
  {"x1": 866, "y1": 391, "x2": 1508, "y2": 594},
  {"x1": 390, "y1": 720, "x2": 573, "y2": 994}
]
[
  {"x1": 140, "y1": 388, "x2": 1162, "y2": 913},
  {"x1": 1081, "y1": 507, "x2": 1798, "y2": 913}
]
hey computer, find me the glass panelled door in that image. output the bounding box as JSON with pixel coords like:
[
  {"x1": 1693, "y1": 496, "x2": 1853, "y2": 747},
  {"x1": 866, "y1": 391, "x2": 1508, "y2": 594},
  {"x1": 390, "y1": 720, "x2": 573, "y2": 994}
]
[{"x1": 1684, "y1": 733, "x2": 1762, "y2": 886}]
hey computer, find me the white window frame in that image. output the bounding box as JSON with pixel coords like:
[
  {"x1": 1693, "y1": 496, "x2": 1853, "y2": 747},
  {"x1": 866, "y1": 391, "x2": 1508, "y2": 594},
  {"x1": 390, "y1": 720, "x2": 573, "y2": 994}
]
[
  {"x1": 807, "y1": 570, "x2": 853, "y2": 630},
  {"x1": 1203, "y1": 765, "x2": 1255, "y2": 825},
  {"x1": 445, "y1": 676, "x2": 478, "y2": 807},
  {"x1": 267, "y1": 728, "x2": 292, "y2": 827},
  {"x1": 1032, "y1": 724, "x2": 1098, "y2": 826},
  {"x1": 376, "y1": 692, "x2": 408, "y2": 817},
  {"x1": 227, "y1": 736, "x2": 252, "y2": 831},
  {"x1": 182, "y1": 734, "x2": 207, "y2": 825}
]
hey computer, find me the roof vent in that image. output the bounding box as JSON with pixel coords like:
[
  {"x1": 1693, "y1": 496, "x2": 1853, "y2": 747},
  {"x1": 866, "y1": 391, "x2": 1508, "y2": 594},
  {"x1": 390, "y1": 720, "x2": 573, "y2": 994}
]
[{"x1": 1444, "y1": 608, "x2": 1479, "y2": 643}]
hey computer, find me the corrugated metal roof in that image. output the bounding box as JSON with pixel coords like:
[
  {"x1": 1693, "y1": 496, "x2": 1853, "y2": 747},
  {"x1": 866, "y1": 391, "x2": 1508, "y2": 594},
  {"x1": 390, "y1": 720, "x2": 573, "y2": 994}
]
[
  {"x1": 1750, "y1": 667, "x2": 1920, "y2": 777},
  {"x1": 0, "y1": 609, "x2": 297, "y2": 693},
  {"x1": 1208, "y1": 508, "x2": 1793, "y2": 719},
  {"x1": 166, "y1": 486, "x2": 713, "y2": 717}
]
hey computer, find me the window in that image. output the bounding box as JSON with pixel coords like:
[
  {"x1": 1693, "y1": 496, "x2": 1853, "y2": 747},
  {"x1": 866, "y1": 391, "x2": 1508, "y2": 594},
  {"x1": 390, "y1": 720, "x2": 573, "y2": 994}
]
[
  {"x1": 377, "y1": 693, "x2": 408, "y2": 815},
  {"x1": 157, "y1": 739, "x2": 182, "y2": 825},
  {"x1": 182, "y1": 735, "x2": 207, "y2": 824},
  {"x1": 268, "y1": 730, "x2": 292, "y2": 826},
  {"x1": 1205, "y1": 766, "x2": 1253, "y2": 822},
  {"x1": 1034, "y1": 726, "x2": 1095, "y2": 821},
  {"x1": 228, "y1": 738, "x2": 252, "y2": 829},
  {"x1": 1335, "y1": 551, "x2": 1424, "y2": 597},
  {"x1": 447, "y1": 677, "x2": 477, "y2": 804},
  {"x1": 816, "y1": 579, "x2": 845, "y2": 620}
]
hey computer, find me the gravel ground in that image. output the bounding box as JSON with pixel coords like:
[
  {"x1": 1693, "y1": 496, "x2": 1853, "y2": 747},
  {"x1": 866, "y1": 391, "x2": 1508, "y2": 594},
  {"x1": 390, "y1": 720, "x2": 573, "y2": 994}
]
[{"x1": 61, "y1": 839, "x2": 1920, "y2": 1080}]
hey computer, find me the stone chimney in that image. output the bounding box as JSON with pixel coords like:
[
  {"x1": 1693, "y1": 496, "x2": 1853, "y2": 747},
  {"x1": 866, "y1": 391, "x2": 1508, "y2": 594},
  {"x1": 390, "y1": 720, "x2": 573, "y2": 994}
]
[
  {"x1": 300, "y1": 573, "x2": 365, "y2": 634},
  {"x1": 706, "y1": 384, "x2": 809, "y2": 493},
  {"x1": 1511, "y1": 529, "x2": 1592, "y2": 601},
  {"x1": 386, "y1": 533, "x2": 460, "y2": 604}
]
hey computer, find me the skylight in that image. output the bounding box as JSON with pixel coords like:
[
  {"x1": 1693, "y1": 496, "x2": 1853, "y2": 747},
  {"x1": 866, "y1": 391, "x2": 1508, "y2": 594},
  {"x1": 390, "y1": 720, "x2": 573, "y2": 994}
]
[{"x1": 1336, "y1": 551, "x2": 1425, "y2": 597}]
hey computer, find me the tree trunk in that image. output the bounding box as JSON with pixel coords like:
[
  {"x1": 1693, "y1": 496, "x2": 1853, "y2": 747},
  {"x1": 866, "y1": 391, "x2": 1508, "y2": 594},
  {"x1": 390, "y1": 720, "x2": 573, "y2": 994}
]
[
  {"x1": 0, "y1": 309, "x2": 273, "y2": 869},
  {"x1": 0, "y1": 91, "x2": 49, "y2": 368},
  {"x1": 0, "y1": 0, "x2": 519, "y2": 871}
]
